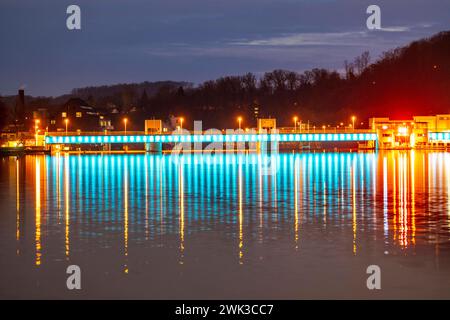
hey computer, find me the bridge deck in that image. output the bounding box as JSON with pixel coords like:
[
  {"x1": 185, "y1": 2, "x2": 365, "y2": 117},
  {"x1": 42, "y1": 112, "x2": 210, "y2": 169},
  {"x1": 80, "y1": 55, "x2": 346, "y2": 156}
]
[{"x1": 45, "y1": 131, "x2": 378, "y2": 144}]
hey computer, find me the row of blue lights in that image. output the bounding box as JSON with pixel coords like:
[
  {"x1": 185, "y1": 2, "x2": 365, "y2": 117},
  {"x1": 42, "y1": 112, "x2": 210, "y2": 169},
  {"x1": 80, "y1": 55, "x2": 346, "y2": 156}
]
[
  {"x1": 45, "y1": 133, "x2": 378, "y2": 145},
  {"x1": 429, "y1": 132, "x2": 450, "y2": 141}
]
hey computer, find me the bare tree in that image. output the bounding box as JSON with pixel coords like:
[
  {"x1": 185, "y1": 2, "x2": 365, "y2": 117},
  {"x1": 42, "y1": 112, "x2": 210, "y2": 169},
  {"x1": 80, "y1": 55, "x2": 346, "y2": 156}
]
[{"x1": 353, "y1": 51, "x2": 371, "y2": 75}]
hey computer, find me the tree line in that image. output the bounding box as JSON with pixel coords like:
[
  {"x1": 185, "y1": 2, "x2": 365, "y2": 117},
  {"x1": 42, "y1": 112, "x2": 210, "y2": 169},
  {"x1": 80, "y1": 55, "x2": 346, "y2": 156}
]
[{"x1": 1, "y1": 31, "x2": 449, "y2": 131}]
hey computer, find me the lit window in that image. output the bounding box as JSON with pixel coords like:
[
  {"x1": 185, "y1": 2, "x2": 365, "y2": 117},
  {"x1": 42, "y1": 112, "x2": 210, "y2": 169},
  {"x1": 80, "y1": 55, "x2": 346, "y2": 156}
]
[
  {"x1": 76, "y1": 112, "x2": 82, "y2": 118},
  {"x1": 62, "y1": 112, "x2": 67, "y2": 118},
  {"x1": 398, "y1": 127, "x2": 408, "y2": 135},
  {"x1": 51, "y1": 120, "x2": 56, "y2": 124}
]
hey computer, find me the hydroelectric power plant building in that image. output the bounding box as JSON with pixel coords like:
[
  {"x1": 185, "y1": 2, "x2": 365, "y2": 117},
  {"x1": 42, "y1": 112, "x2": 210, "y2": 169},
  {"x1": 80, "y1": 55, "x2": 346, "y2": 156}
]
[
  {"x1": 40, "y1": 115, "x2": 450, "y2": 153},
  {"x1": 370, "y1": 114, "x2": 450, "y2": 149},
  {"x1": 3, "y1": 112, "x2": 450, "y2": 154}
]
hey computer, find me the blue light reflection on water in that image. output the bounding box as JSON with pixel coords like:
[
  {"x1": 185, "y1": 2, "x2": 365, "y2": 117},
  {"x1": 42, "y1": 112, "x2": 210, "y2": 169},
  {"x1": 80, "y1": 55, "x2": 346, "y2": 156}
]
[
  {"x1": 2, "y1": 151, "x2": 450, "y2": 298},
  {"x1": 32, "y1": 152, "x2": 450, "y2": 256}
]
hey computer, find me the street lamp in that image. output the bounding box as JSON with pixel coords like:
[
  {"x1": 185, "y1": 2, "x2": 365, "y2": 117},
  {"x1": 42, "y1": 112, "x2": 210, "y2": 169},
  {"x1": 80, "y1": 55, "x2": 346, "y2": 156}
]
[
  {"x1": 322, "y1": 125, "x2": 326, "y2": 133},
  {"x1": 293, "y1": 116, "x2": 298, "y2": 132},
  {"x1": 237, "y1": 116, "x2": 242, "y2": 130},
  {"x1": 351, "y1": 116, "x2": 356, "y2": 131},
  {"x1": 64, "y1": 118, "x2": 69, "y2": 135},
  {"x1": 35, "y1": 119, "x2": 40, "y2": 146},
  {"x1": 123, "y1": 118, "x2": 128, "y2": 135},
  {"x1": 179, "y1": 117, "x2": 184, "y2": 131}
]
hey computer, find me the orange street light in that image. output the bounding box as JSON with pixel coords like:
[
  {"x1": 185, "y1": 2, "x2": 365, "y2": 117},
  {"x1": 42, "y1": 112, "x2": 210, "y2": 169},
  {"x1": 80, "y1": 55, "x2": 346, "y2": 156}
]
[
  {"x1": 293, "y1": 116, "x2": 298, "y2": 132},
  {"x1": 322, "y1": 125, "x2": 326, "y2": 133},
  {"x1": 34, "y1": 119, "x2": 40, "y2": 146},
  {"x1": 351, "y1": 116, "x2": 356, "y2": 131},
  {"x1": 179, "y1": 117, "x2": 184, "y2": 130},
  {"x1": 237, "y1": 116, "x2": 242, "y2": 130},
  {"x1": 64, "y1": 118, "x2": 69, "y2": 135},
  {"x1": 123, "y1": 118, "x2": 128, "y2": 135}
]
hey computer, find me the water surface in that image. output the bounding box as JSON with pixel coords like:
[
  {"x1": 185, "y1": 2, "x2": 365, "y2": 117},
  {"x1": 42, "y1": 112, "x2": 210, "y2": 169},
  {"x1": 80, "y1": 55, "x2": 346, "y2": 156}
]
[{"x1": 1, "y1": 151, "x2": 450, "y2": 299}]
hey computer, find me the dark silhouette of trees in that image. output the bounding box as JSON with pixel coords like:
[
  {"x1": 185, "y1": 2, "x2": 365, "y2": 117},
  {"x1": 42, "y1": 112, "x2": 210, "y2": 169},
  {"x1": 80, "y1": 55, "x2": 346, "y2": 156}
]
[{"x1": 2, "y1": 31, "x2": 449, "y2": 130}]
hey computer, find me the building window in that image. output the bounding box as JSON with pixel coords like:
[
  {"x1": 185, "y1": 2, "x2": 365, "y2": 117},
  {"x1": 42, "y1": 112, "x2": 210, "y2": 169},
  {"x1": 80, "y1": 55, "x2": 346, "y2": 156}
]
[
  {"x1": 76, "y1": 112, "x2": 82, "y2": 118},
  {"x1": 51, "y1": 120, "x2": 56, "y2": 124},
  {"x1": 62, "y1": 112, "x2": 67, "y2": 118}
]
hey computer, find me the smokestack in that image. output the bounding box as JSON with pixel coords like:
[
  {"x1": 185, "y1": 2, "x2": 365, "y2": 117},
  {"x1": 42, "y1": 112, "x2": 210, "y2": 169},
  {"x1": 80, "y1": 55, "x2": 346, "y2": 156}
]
[
  {"x1": 15, "y1": 88, "x2": 26, "y2": 124},
  {"x1": 18, "y1": 89, "x2": 25, "y2": 108}
]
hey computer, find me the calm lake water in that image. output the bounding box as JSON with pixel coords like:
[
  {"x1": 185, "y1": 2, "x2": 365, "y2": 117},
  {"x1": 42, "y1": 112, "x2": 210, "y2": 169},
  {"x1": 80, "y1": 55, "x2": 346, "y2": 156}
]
[{"x1": 1, "y1": 151, "x2": 450, "y2": 299}]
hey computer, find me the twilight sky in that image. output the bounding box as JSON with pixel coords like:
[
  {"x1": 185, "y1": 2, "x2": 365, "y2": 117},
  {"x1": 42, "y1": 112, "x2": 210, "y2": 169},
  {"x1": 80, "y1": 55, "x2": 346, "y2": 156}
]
[{"x1": 0, "y1": 0, "x2": 449, "y2": 96}]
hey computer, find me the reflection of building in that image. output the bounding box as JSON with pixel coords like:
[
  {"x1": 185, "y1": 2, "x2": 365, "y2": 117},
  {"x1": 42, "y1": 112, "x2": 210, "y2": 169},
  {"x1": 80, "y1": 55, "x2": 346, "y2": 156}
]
[{"x1": 370, "y1": 114, "x2": 450, "y2": 149}]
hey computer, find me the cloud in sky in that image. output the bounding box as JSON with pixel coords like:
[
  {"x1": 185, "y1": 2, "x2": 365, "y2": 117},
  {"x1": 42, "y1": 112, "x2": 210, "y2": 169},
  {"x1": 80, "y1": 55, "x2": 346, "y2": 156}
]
[
  {"x1": 379, "y1": 26, "x2": 410, "y2": 32},
  {"x1": 231, "y1": 31, "x2": 370, "y2": 46},
  {"x1": 0, "y1": 0, "x2": 448, "y2": 96}
]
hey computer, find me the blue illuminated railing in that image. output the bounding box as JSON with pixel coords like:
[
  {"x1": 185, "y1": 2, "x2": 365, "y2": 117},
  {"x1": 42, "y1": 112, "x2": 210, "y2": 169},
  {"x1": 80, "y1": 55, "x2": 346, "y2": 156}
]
[
  {"x1": 45, "y1": 133, "x2": 378, "y2": 145},
  {"x1": 429, "y1": 132, "x2": 450, "y2": 141}
]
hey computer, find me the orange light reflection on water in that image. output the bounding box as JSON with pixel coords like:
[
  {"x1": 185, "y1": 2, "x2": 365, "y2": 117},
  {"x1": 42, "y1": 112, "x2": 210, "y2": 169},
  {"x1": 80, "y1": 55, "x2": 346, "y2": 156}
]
[
  {"x1": 21, "y1": 152, "x2": 450, "y2": 268},
  {"x1": 35, "y1": 157, "x2": 41, "y2": 266}
]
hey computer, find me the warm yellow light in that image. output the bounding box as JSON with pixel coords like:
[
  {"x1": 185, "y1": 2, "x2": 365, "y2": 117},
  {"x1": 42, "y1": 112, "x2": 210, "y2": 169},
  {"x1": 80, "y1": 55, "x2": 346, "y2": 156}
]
[
  {"x1": 398, "y1": 126, "x2": 408, "y2": 135},
  {"x1": 237, "y1": 116, "x2": 242, "y2": 122},
  {"x1": 410, "y1": 133, "x2": 416, "y2": 147},
  {"x1": 293, "y1": 116, "x2": 298, "y2": 122},
  {"x1": 123, "y1": 118, "x2": 128, "y2": 123},
  {"x1": 179, "y1": 117, "x2": 184, "y2": 130},
  {"x1": 352, "y1": 116, "x2": 356, "y2": 121}
]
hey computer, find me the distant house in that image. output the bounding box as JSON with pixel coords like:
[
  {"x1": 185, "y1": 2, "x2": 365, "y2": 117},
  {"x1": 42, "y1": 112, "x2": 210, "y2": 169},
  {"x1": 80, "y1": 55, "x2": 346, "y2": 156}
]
[{"x1": 48, "y1": 98, "x2": 113, "y2": 132}]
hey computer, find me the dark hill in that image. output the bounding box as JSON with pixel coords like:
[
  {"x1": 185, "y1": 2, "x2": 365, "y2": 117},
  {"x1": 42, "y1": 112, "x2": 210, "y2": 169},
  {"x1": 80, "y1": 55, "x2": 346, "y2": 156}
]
[{"x1": 1, "y1": 31, "x2": 449, "y2": 129}]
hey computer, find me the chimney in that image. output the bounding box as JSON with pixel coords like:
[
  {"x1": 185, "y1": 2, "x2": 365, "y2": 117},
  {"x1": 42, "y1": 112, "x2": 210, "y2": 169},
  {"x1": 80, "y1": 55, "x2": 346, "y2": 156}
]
[
  {"x1": 18, "y1": 89, "x2": 25, "y2": 107},
  {"x1": 15, "y1": 89, "x2": 26, "y2": 123}
]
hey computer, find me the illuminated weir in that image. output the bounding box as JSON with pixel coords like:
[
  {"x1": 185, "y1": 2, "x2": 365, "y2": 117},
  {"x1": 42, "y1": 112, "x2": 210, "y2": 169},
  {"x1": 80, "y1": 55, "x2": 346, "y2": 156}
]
[
  {"x1": 45, "y1": 132, "x2": 378, "y2": 145},
  {"x1": 43, "y1": 114, "x2": 450, "y2": 152}
]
